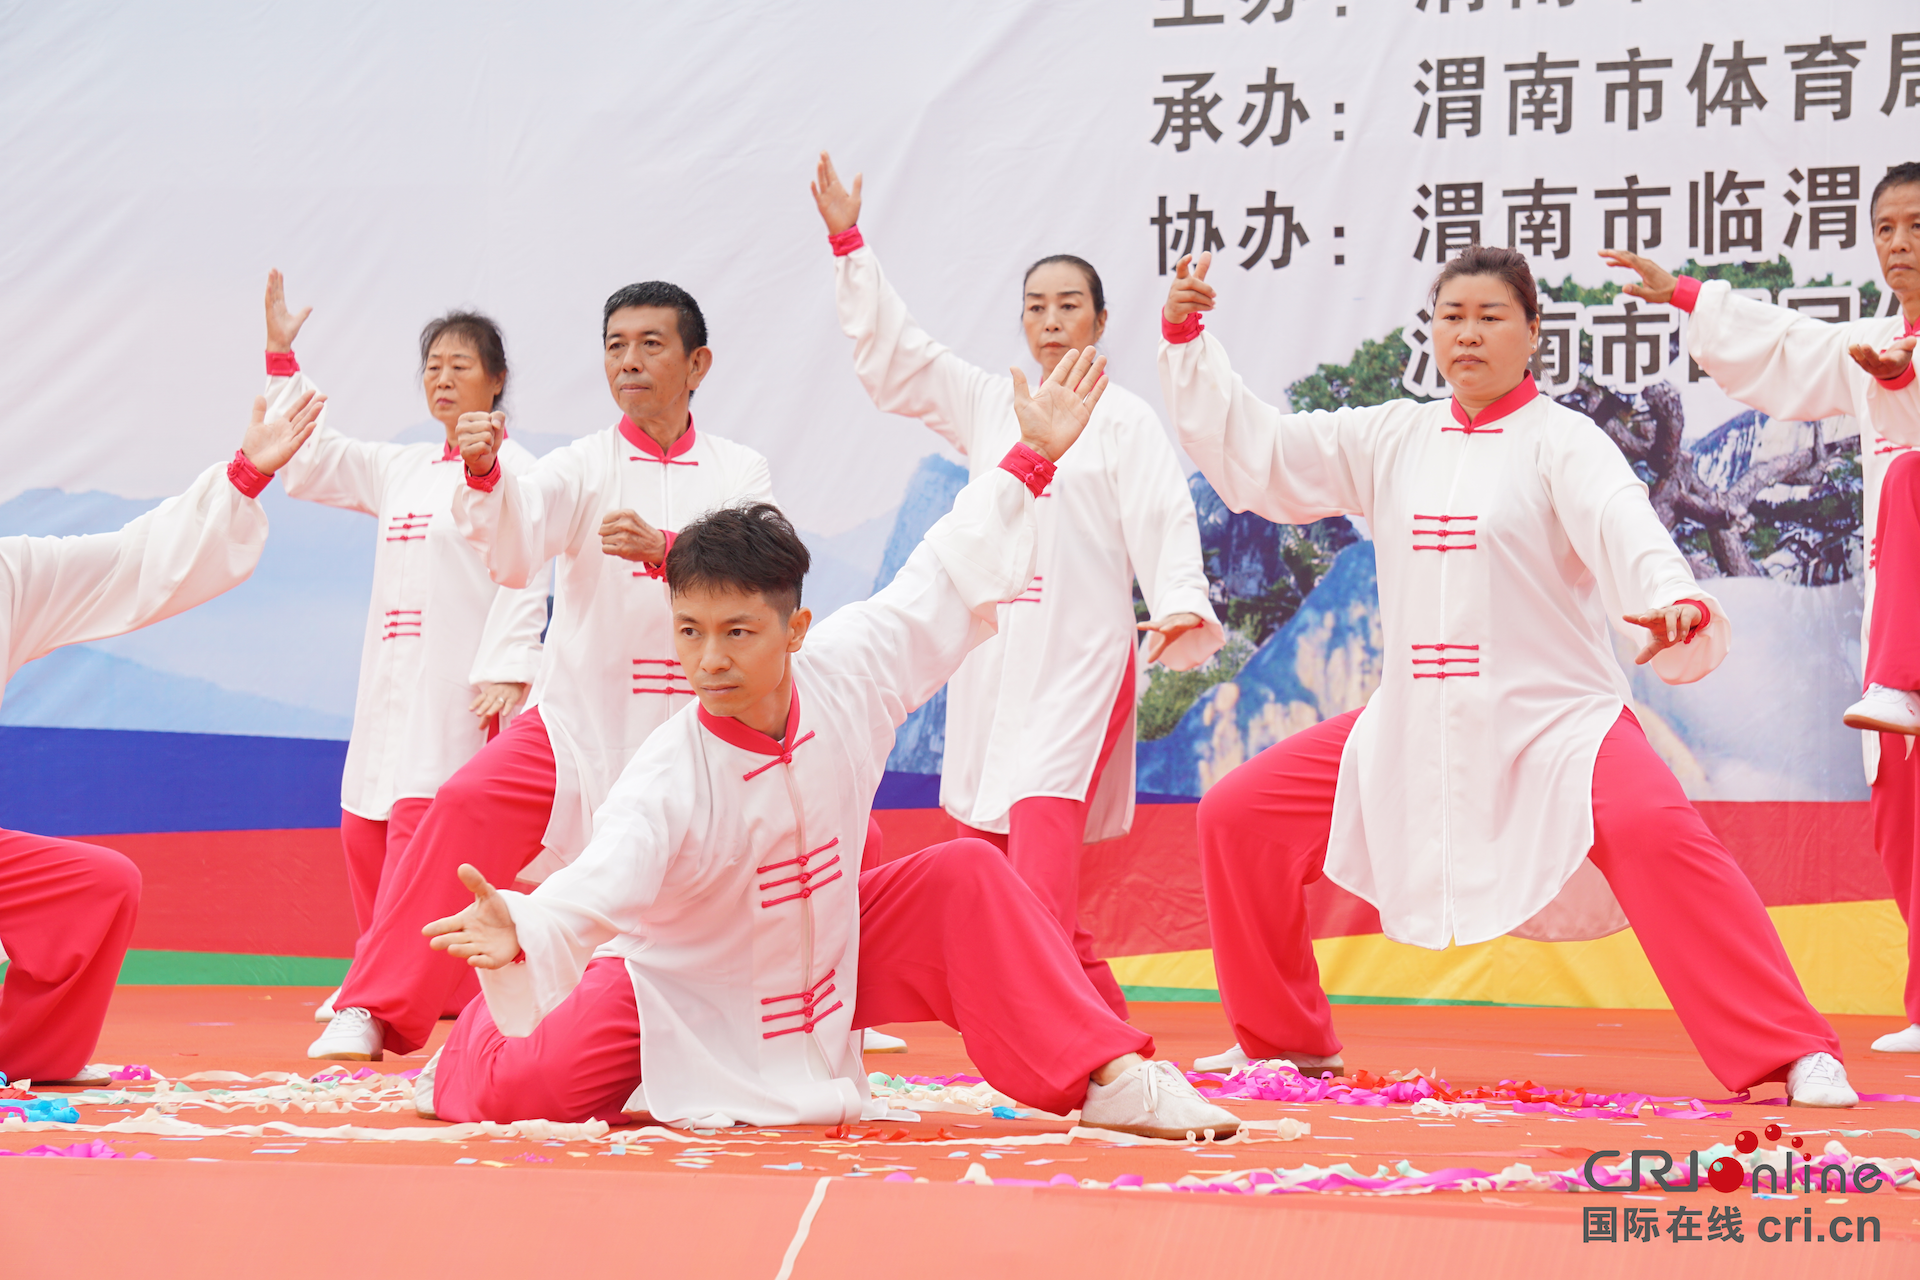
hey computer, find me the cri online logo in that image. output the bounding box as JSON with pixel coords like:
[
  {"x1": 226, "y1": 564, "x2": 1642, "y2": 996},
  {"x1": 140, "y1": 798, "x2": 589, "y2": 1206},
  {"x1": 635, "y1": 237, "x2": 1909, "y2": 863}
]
[{"x1": 1581, "y1": 1124, "x2": 1890, "y2": 1194}]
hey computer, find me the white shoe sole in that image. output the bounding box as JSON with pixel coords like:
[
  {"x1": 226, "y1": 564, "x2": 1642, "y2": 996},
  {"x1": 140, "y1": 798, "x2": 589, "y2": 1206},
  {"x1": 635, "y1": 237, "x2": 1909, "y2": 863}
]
[
  {"x1": 1080, "y1": 1118, "x2": 1240, "y2": 1140},
  {"x1": 1843, "y1": 709, "x2": 1920, "y2": 734},
  {"x1": 308, "y1": 1048, "x2": 381, "y2": 1062}
]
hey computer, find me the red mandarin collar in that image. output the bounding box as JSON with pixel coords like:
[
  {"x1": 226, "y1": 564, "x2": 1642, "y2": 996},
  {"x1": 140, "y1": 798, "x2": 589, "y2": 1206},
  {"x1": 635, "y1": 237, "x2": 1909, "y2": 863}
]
[
  {"x1": 1450, "y1": 374, "x2": 1539, "y2": 430},
  {"x1": 1906, "y1": 314, "x2": 1920, "y2": 339},
  {"x1": 698, "y1": 682, "x2": 803, "y2": 758},
  {"x1": 620, "y1": 415, "x2": 698, "y2": 460},
  {"x1": 441, "y1": 425, "x2": 508, "y2": 463}
]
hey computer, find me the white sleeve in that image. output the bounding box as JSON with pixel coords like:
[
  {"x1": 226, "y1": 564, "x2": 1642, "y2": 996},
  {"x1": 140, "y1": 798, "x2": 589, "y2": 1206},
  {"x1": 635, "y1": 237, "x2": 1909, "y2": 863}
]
[
  {"x1": 805, "y1": 461, "x2": 1039, "y2": 728},
  {"x1": 1111, "y1": 409, "x2": 1223, "y2": 671},
  {"x1": 476, "y1": 747, "x2": 691, "y2": 1035},
  {"x1": 1, "y1": 461, "x2": 267, "y2": 681},
  {"x1": 1549, "y1": 430, "x2": 1729, "y2": 686},
  {"x1": 834, "y1": 244, "x2": 1006, "y2": 457},
  {"x1": 266, "y1": 368, "x2": 399, "y2": 514},
  {"x1": 1684, "y1": 280, "x2": 1895, "y2": 424},
  {"x1": 469, "y1": 560, "x2": 550, "y2": 687},
  {"x1": 453, "y1": 442, "x2": 599, "y2": 589},
  {"x1": 1159, "y1": 332, "x2": 1379, "y2": 525}
]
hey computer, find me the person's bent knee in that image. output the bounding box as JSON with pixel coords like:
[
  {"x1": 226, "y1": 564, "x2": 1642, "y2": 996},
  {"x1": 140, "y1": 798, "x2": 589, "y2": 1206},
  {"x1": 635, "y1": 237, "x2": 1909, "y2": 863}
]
[{"x1": 76, "y1": 843, "x2": 141, "y2": 907}]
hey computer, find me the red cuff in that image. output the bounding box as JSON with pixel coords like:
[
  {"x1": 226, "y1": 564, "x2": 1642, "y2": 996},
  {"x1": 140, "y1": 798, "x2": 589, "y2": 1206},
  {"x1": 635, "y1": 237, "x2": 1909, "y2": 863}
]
[
  {"x1": 1877, "y1": 362, "x2": 1917, "y2": 392},
  {"x1": 828, "y1": 226, "x2": 865, "y2": 257},
  {"x1": 227, "y1": 449, "x2": 272, "y2": 499},
  {"x1": 465, "y1": 459, "x2": 502, "y2": 492},
  {"x1": 642, "y1": 529, "x2": 677, "y2": 581},
  {"x1": 1674, "y1": 597, "x2": 1712, "y2": 644},
  {"x1": 999, "y1": 443, "x2": 1056, "y2": 498},
  {"x1": 265, "y1": 350, "x2": 300, "y2": 376},
  {"x1": 1669, "y1": 276, "x2": 1702, "y2": 313},
  {"x1": 1162, "y1": 311, "x2": 1204, "y2": 344}
]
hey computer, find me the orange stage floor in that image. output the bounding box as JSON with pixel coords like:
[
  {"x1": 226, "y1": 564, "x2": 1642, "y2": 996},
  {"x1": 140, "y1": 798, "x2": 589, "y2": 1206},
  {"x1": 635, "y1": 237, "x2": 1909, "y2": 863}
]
[{"x1": 3, "y1": 988, "x2": 1919, "y2": 1276}]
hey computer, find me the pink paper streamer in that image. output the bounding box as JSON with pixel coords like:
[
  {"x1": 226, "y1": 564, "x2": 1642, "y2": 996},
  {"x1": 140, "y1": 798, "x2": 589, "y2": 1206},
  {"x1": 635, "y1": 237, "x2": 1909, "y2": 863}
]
[{"x1": 0, "y1": 1140, "x2": 153, "y2": 1160}]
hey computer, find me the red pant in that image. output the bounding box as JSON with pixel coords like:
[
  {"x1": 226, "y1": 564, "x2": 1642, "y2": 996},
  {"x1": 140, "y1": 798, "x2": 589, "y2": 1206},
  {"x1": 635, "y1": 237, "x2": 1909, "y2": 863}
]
[
  {"x1": 1867, "y1": 450, "x2": 1920, "y2": 1024},
  {"x1": 0, "y1": 830, "x2": 141, "y2": 1082},
  {"x1": 334, "y1": 707, "x2": 557, "y2": 1054},
  {"x1": 431, "y1": 838, "x2": 1153, "y2": 1123},
  {"x1": 1198, "y1": 707, "x2": 1841, "y2": 1092},
  {"x1": 340, "y1": 800, "x2": 477, "y2": 1019},
  {"x1": 959, "y1": 652, "x2": 1134, "y2": 1018},
  {"x1": 1872, "y1": 736, "x2": 1920, "y2": 1023}
]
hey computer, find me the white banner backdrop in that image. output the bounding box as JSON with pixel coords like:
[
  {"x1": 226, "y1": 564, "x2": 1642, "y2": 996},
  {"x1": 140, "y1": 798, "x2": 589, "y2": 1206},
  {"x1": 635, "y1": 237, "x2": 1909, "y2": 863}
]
[{"x1": 2, "y1": 0, "x2": 1916, "y2": 803}]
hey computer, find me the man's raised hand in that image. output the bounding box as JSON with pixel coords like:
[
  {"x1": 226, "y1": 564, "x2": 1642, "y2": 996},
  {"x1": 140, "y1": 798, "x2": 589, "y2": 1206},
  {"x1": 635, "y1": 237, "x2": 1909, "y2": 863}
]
[
  {"x1": 1162, "y1": 253, "x2": 1215, "y2": 324},
  {"x1": 241, "y1": 391, "x2": 324, "y2": 475},
  {"x1": 811, "y1": 151, "x2": 862, "y2": 236},
  {"x1": 1849, "y1": 335, "x2": 1917, "y2": 382},
  {"x1": 458, "y1": 411, "x2": 505, "y2": 478},
  {"x1": 599, "y1": 509, "x2": 667, "y2": 563},
  {"x1": 1623, "y1": 602, "x2": 1703, "y2": 665},
  {"x1": 423, "y1": 864, "x2": 521, "y2": 969},
  {"x1": 1599, "y1": 249, "x2": 1678, "y2": 306},
  {"x1": 1010, "y1": 346, "x2": 1108, "y2": 462},
  {"x1": 265, "y1": 269, "x2": 313, "y2": 353}
]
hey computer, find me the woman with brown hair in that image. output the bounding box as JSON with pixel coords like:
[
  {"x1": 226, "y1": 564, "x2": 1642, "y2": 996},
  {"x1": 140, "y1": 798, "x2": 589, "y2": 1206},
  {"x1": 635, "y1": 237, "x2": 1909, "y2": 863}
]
[{"x1": 1158, "y1": 245, "x2": 1856, "y2": 1106}]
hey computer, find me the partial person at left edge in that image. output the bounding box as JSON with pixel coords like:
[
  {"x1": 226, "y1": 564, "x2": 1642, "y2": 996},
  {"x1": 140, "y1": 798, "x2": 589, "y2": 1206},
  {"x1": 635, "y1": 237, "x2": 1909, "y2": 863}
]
[
  {"x1": 257, "y1": 271, "x2": 550, "y2": 1027},
  {"x1": 0, "y1": 387, "x2": 326, "y2": 1085}
]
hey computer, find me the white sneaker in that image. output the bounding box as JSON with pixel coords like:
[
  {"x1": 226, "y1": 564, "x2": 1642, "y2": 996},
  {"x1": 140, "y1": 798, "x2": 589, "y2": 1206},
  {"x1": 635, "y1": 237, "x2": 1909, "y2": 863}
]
[
  {"x1": 1843, "y1": 685, "x2": 1920, "y2": 734},
  {"x1": 1871, "y1": 1023, "x2": 1920, "y2": 1053},
  {"x1": 314, "y1": 988, "x2": 339, "y2": 1022},
  {"x1": 306, "y1": 1006, "x2": 385, "y2": 1061},
  {"x1": 1787, "y1": 1051, "x2": 1858, "y2": 1108},
  {"x1": 413, "y1": 1048, "x2": 442, "y2": 1119},
  {"x1": 1192, "y1": 1043, "x2": 1344, "y2": 1074},
  {"x1": 1080, "y1": 1059, "x2": 1241, "y2": 1140},
  {"x1": 862, "y1": 1029, "x2": 908, "y2": 1053}
]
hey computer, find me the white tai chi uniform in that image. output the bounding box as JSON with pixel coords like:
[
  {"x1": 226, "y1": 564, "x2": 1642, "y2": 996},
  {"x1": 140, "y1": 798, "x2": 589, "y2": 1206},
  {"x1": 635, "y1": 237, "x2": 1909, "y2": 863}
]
[
  {"x1": 0, "y1": 453, "x2": 275, "y2": 1081},
  {"x1": 440, "y1": 448, "x2": 1163, "y2": 1127},
  {"x1": 832, "y1": 236, "x2": 1220, "y2": 1009},
  {"x1": 1676, "y1": 276, "x2": 1920, "y2": 1030},
  {"x1": 1161, "y1": 331, "x2": 1727, "y2": 947},
  {"x1": 331, "y1": 417, "x2": 777, "y2": 1056},
  {"x1": 454, "y1": 419, "x2": 775, "y2": 876},
  {"x1": 265, "y1": 359, "x2": 548, "y2": 978}
]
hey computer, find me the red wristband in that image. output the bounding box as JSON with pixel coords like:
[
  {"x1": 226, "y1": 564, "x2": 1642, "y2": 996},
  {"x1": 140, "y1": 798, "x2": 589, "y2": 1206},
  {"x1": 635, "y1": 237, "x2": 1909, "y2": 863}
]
[
  {"x1": 828, "y1": 226, "x2": 865, "y2": 257},
  {"x1": 641, "y1": 529, "x2": 677, "y2": 581},
  {"x1": 1162, "y1": 311, "x2": 1204, "y2": 344},
  {"x1": 1673, "y1": 597, "x2": 1711, "y2": 644},
  {"x1": 999, "y1": 443, "x2": 1056, "y2": 497},
  {"x1": 1669, "y1": 276, "x2": 1702, "y2": 313},
  {"x1": 265, "y1": 350, "x2": 300, "y2": 376},
  {"x1": 465, "y1": 459, "x2": 502, "y2": 493},
  {"x1": 1877, "y1": 362, "x2": 1917, "y2": 392},
  {"x1": 227, "y1": 449, "x2": 272, "y2": 498}
]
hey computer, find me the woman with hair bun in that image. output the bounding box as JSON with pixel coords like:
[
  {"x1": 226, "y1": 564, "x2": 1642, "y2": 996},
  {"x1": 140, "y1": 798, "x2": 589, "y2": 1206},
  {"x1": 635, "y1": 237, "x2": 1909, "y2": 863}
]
[
  {"x1": 1159, "y1": 245, "x2": 1856, "y2": 1107},
  {"x1": 257, "y1": 272, "x2": 550, "y2": 1028},
  {"x1": 812, "y1": 154, "x2": 1222, "y2": 1017}
]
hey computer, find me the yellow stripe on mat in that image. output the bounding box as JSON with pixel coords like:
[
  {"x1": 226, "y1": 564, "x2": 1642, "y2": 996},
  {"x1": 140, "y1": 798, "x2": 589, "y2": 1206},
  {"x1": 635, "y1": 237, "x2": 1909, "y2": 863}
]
[{"x1": 1108, "y1": 899, "x2": 1909, "y2": 1015}]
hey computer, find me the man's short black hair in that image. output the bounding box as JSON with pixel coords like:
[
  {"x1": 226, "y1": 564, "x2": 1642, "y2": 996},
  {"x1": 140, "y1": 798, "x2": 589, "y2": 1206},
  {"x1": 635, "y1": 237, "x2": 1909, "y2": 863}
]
[
  {"x1": 666, "y1": 503, "x2": 809, "y2": 615},
  {"x1": 602, "y1": 281, "x2": 708, "y2": 354},
  {"x1": 1872, "y1": 161, "x2": 1920, "y2": 217}
]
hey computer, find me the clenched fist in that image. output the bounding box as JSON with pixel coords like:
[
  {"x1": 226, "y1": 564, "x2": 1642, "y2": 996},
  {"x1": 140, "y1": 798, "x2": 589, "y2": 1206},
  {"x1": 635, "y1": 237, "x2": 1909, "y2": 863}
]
[{"x1": 458, "y1": 411, "x2": 505, "y2": 478}]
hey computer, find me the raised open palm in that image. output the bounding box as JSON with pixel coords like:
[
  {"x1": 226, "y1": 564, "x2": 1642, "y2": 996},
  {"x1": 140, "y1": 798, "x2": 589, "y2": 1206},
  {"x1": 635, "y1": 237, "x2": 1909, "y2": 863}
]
[
  {"x1": 264, "y1": 269, "x2": 313, "y2": 352},
  {"x1": 240, "y1": 391, "x2": 324, "y2": 475},
  {"x1": 811, "y1": 151, "x2": 863, "y2": 235},
  {"x1": 1010, "y1": 346, "x2": 1108, "y2": 462},
  {"x1": 423, "y1": 864, "x2": 521, "y2": 969}
]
